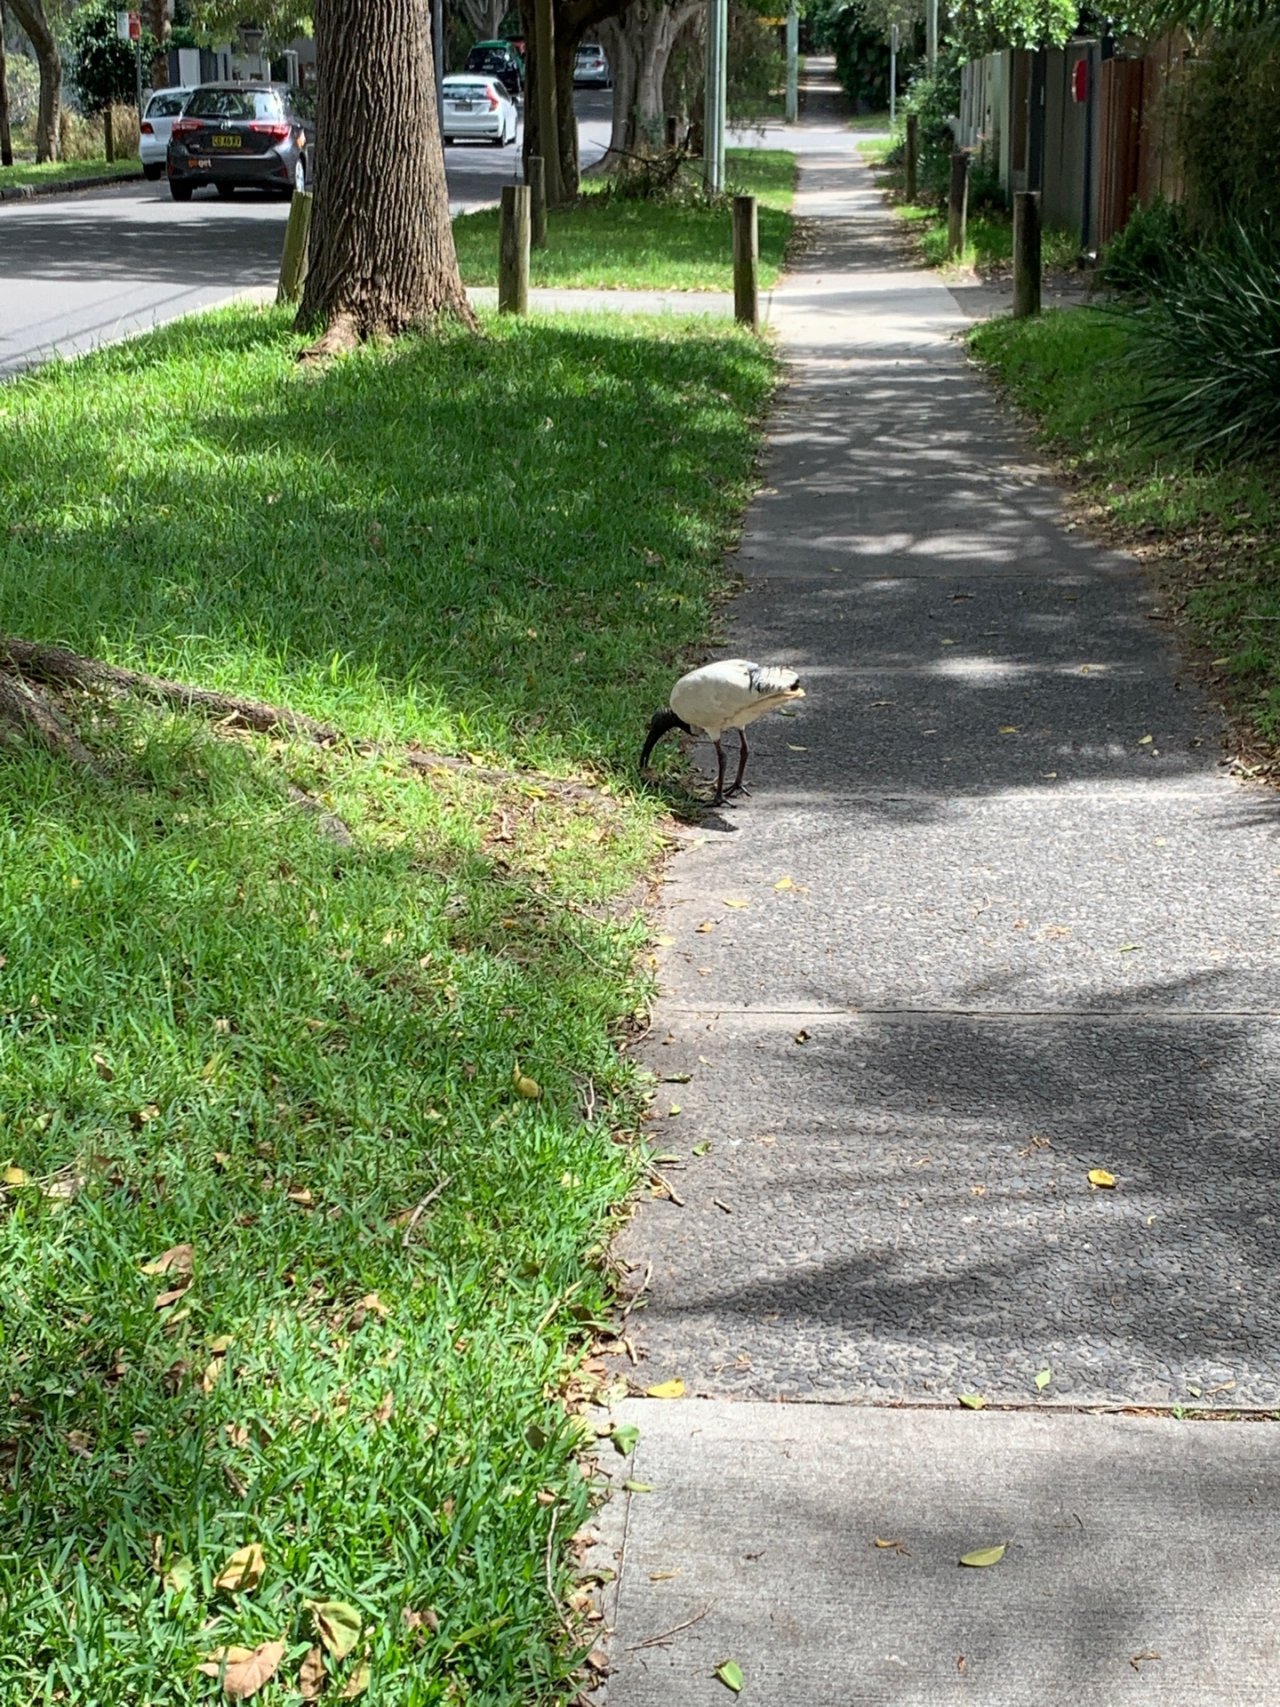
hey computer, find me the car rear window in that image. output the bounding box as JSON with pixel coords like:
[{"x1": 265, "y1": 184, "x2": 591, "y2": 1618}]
[
  {"x1": 445, "y1": 80, "x2": 491, "y2": 95},
  {"x1": 186, "y1": 88, "x2": 285, "y2": 120},
  {"x1": 147, "y1": 92, "x2": 188, "y2": 117}
]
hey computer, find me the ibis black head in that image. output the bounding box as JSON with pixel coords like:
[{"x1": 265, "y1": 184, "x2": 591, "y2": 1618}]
[{"x1": 640, "y1": 708, "x2": 692, "y2": 773}]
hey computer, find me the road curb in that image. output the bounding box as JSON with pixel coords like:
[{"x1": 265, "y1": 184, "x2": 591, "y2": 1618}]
[{"x1": 0, "y1": 170, "x2": 145, "y2": 202}]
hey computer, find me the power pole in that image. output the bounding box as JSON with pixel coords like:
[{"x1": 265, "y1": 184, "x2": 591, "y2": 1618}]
[
  {"x1": 533, "y1": 0, "x2": 564, "y2": 205},
  {"x1": 785, "y1": 3, "x2": 798, "y2": 124},
  {"x1": 889, "y1": 23, "x2": 897, "y2": 126},
  {"x1": 703, "y1": 0, "x2": 726, "y2": 191},
  {"x1": 927, "y1": 0, "x2": 938, "y2": 72}
]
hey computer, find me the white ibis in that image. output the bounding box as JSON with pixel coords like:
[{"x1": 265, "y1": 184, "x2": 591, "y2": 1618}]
[{"x1": 640, "y1": 659, "x2": 805, "y2": 805}]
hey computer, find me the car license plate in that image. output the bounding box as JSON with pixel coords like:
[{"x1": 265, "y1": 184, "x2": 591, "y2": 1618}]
[
  {"x1": 212, "y1": 134, "x2": 241, "y2": 148},
  {"x1": 451, "y1": 100, "x2": 475, "y2": 110}
]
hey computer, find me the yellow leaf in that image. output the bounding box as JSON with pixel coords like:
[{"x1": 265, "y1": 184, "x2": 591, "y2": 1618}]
[
  {"x1": 656, "y1": 934, "x2": 676, "y2": 947},
  {"x1": 197, "y1": 1641, "x2": 285, "y2": 1699},
  {"x1": 513, "y1": 1063, "x2": 542, "y2": 1099},
  {"x1": 1087, "y1": 1168, "x2": 1117, "y2": 1188},
  {"x1": 140, "y1": 1243, "x2": 194, "y2": 1277},
  {"x1": 786, "y1": 743, "x2": 808, "y2": 752},
  {"x1": 341, "y1": 1660, "x2": 371, "y2": 1699},
  {"x1": 214, "y1": 1542, "x2": 266, "y2": 1593},
  {"x1": 1138, "y1": 734, "x2": 1153, "y2": 745},
  {"x1": 667, "y1": 1104, "x2": 681, "y2": 1117},
  {"x1": 645, "y1": 1379, "x2": 685, "y2": 1399},
  {"x1": 959, "y1": 1543, "x2": 1006, "y2": 1568},
  {"x1": 310, "y1": 1599, "x2": 362, "y2": 1660},
  {"x1": 998, "y1": 725, "x2": 1018, "y2": 734},
  {"x1": 287, "y1": 1187, "x2": 315, "y2": 1207},
  {"x1": 200, "y1": 1359, "x2": 223, "y2": 1394},
  {"x1": 958, "y1": 1393, "x2": 987, "y2": 1410},
  {"x1": 774, "y1": 876, "x2": 796, "y2": 891},
  {"x1": 3, "y1": 1164, "x2": 30, "y2": 1187},
  {"x1": 722, "y1": 898, "x2": 749, "y2": 909},
  {"x1": 695, "y1": 920, "x2": 716, "y2": 933}
]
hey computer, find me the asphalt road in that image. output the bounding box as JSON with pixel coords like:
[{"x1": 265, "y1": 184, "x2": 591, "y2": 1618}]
[{"x1": 0, "y1": 90, "x2": 612, "y2": 379}]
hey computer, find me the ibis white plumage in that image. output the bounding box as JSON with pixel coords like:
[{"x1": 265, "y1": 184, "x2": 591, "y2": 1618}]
[{"x1": 640, "y1": 658, "x2": 805, "y2": 805}]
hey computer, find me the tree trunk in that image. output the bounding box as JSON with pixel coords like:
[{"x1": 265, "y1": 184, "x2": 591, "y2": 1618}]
[
  {"x1": 601, "y1": 0, "x2": 699, "y2": 160},
  {"x1": 0, "y1": 1, "x2": 13, "y2": 169},
  {"x1": 523, "y1": 0, "x2": 632, "y2": 199},
  {"x1": 299, "y1": 0, "x2": 474, "y2": 352},
  {"x1": 8, "y1": 0, "x2": 60, "y2": 162},
  {"x1": 457, "y1": 0, "x2": 507, "y2": 41},
  {"x1": 148, "y1": 0, "x2": 170, "y2": 89}
]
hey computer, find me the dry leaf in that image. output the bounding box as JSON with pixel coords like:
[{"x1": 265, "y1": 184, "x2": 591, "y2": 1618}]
[
  {"x1": 140, "y1": 1243, "x2": 194, "y2": 1277},
  {"x1": 2, "y1": 1164, "x2": 30, "y2": 1187},
  {"x1": 959, "y1": 1543, "x2": 1006, "y2": 1568},
  {"x1": 645, "y1": 1379, "x2": 685, "y2": 1399},
  {"x1": 1137, "y1": 734, "x2": 1153, "y2": 745},
  {"x1": 92, "y1": 1052, "x2": 114, "y2": 1082},
  {"x1": 153, "y1": 1285, "x2": 190, "y2": 1310},
  {"x1": 958, "y1": 1393, "x2": 987, "y2": 1410},
  {"x1": 722, "y1": 898, "x2": 749, "y2": 909},
  {"x1": 298, "y1": 1646, "x2": 327, "y2": 1700},
  {"x1": 402, "y1": 1607, "x2": 439, "y2": 1634},
  {"x1": 359, "y1": 1292, "x2": 390, "y2": 1319},
  {"x1": 774, "y1": 876, "x2": 797, "y2": 891},
  {"x1": 214, "y1": 1542, "x2": 266, "y2": 1593},
  {"x1": 341, "y1": 1660, "x2": 371, "y2": 1699},
  {"x1": 287, "y1": 1187, "x2": 315, "y2": 1207},
  {"x1": 197, "y1": 1641, "x2": 285, "y2": 1699},
  {"x1": 998, "y1": 725, "x2": 1018, "y2": 734},
  {"x1": 1087, "y1": 1168, "x2": 1117, "y2": 1189},
  {"x1": 372, "y1": 1390, "x2": 395, "y2": 1426},
  {"x1": 310, "y1": 1599, "x2": 362, "y2": 1660},
  {"x1": 200, "y1": 1359, "x2": 223, "y2": 1394},
  {"x1": 1130, "y1": 1650, "x2": 1161, "y2": 1672},
  {"x1": 695, "y1": 920, "x2": 716, "y2": 934},
  {"x1": 513, "y1": 1063, "x2": 542, "y2": 1100},
  {"x1": 873, "y1": 1537, "x2": 908, "y2": 1554},
  {"x1": 794, "y1": 1029, "x2": 809, "y2": 1044}
]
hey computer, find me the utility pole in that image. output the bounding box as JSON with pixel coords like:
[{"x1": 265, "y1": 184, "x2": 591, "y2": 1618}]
[
  {"x1": 927, "y1": 0, "x2": 938, "y2": 72},
  {"x1": 785, "y1": 3, "x2": 798, "y2": 124},
  {"x1": 703, "y1": 0, "x2": 726, "y2": 192},
  {"x1": 889, "y1": 22, "x2": 897, "y2": 125}
]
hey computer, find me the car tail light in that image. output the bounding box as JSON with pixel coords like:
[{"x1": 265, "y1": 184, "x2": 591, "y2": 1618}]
[
  {"x1": 249, "y1": 121, "x2": 291, "y2": 140},
  {"x1": 487, "y1": 87, "x2": 500, "y2": 109},
  {"x1": 172, "y1": 117, "x2": 201, "y2": 137},
  {"x1": 140, "y1": 120, "x2": 154, "y2": 134}
]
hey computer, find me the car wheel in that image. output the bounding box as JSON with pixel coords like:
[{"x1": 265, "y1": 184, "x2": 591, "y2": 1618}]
[
  {"x1": 143, "y1": 162, "x2": 163, "y2": 181},
  {"x1": 216, "y1": 182, "x2": 235, "y2": 199},
  {"x1": 169, "y1": 180, "x2": 193, "y2": 201}
]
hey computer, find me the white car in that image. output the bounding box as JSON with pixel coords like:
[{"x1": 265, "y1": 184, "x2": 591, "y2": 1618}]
[
  {"x1": 440, "y1": 75, "x2": 518, "y2": 147},
  {"x1": 573, "y1": 44, "x2": 611, "y2": 88},
  {"x1": 139, "y1": 86, "x2": 193, "y2": 180}
]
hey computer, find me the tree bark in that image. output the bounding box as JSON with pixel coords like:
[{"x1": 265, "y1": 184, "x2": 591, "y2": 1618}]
[
  {"x1": 522, "y1": 0, "x2": 631, "y2": 199},
  {"x1": 299, "y1": 0, "x2": 474, "y2": 351},
  {"x1": 0, "y1": 0, "x2": 14, "y2": 169},
  {"x1": 8, "y1": 0, "x2": 59, "y2": 162},
  {"x1": 148, "y1": 0, "x2": 170, "y2": 88},
  {"x1": 457, "y1": 0, "x2": 507, "y2": 42}
]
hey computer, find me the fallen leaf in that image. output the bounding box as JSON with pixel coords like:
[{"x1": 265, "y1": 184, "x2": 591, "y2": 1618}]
[
  {"x1": 873, "y1": 1537, "x2": 909, "y2": 1554},
  {"x1": 1130, "y1": 1650, "x2": 1161, "y2": 1673},
  {"x1": 341, "y1": 1660, "x2": 371, "y2": 1699},
  {"x1": 645, "y1": 1379, "x2": 685, "y2": 1399},
  {"x1": 1118, "y1": 942, "x2": 1140, "y2": 953},
  {"x1": 153, "y1": 1285, "x2": 190, "y2": 1310},
  {"x1": 359, "y1": 1292, "x2": 391, "y2": 1319},
  {"x1": 959, "y1": 1543, "x2": 1006, "y2": 1568},
  {"x1": 197, "y1": 1641, "x2": 285, "y2": 1699},
  {"x1": 722, "y1": 898, "x2": 749, "y2": 909},
  {"x1": 623, "y1": 1479, "x2": 653, "y2": 1492},
  {"x1": 655, "y1": 934, "x2": 676, "y2": 947},
  {"x1": 774, "y1": 876, "x2": 797, "y2": 891},
  {"x1": 611, "y1": 1423, "x2": 640, "y2": 1455},
  {"x1": 209, "y1": 1334, "x2": 235, "y2": 1354},
  {"x1": 667, "y1": 1104, "x2": 682, "y2": 1117},
  {"x1": 2, "y1": 1164, "x2": 29, "y2": 1187},
  {"x1": 287, "y1": 1187, "x2": 315, "y2": 1207},
  {"x1": 692, "y1": 1141, "x2": 711, "y2": 1156},
  {"x1": 92, "y1": 1052, "x2": 114, "y2": 1082},
  {"x1": 200, "y1": 1359, "x2": 223, "y2": 1394},
  {"x1": 163, "y1": 1555, "x2": 194, "y2": 1595},
  {"x1": 664, "y1": 1072, "x2": 692, "y2": 1084},
  {"x1": 298, "y1": 1646, "x2": 327, "y2": 1700},
  {"x1": 695, "y1": 920, "x2": 716, "y2": 933},
  {"x1": 999, "y1": 725, "x2": 1018, "y2": 734},
  {"x1": 1138, "y1": 734, "x2": 1153, "y2": 745},
  {"x1": 1087, "y1": 1168, "x2": 1117, "y2": 1189},
  {"x1": 715, "y1": 1659, "x2": 744, "y2": 1693},
  {"x1": 786, "y1": 743, "x2": 808, "y2": 752},
  {"x1": 958, "y1": 1393, "x2": 987, "y2": 1410},
  {"x1": 140, "y1": 1243, "x2": 194, "y2": 1277},
  {"x1": 513, "y1": 1063, "x2": 542, "y2": 1100},
  {"x1": 214, "y1": 1542, "x2": 266, "y2": 1593},
  {"x1": 649, "y1": 1569, "x2": 682, "y2": 1581},
  {"x1": 1034, "y1": 1368, "x2": 1052, "y2": 1391},
  {"x1": 402, "y1": 1607, "x2": 439, "y2": 1634},
  {"x1": 794, "y1": 1029, "x2": 810, "y2": 1044},
  {"x1": 310, "y1": 1599, "x2": 362, "y2": 1660},
  {"x1": 372, "y1": 1390, "x2": 395, "y2": 1426}
]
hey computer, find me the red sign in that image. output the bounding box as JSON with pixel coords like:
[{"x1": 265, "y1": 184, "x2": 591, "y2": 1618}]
[
  {"x1": 128, "y1": 10, "x2": 140, "y2": 38},
  {"x1": 1071, "y1": 58, "x2": 1088, "y2": 103}
]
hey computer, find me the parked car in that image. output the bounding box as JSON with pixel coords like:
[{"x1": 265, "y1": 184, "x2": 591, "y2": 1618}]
[
  {"x1": 167, "y1": 82, "x2": 309, "y2": 202},
  {"x1": 463, "y1": 40, "x2": 524, "y2": 97},
  {"x1": 440, "y1": 75, "x2": 519, "y2": 147},
  {"x1": 139, "y1": 86, "x2": 193, "y2": 180},
  {"x1": 573, "y1": 43, "x2": 612, "y2": 88}
]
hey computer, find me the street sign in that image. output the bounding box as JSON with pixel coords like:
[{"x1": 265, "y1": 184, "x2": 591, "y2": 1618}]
[{"x1": 128, "y1": 11, "x2": 141, "y2": 39}]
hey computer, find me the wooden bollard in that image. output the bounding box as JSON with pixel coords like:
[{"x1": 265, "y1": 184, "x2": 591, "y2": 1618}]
[
  {"x1": 733, "y1": 193, "x2": 758, "y2": 331},
  {"x1": 499, "y1": 183, "x2": 530, "y2": 314},
  {"x1": 904, "y1": 113, "x2": 918, "y2": 202},
  {"x1": 527, "y1": 154, "x2": 547, "y2": 250},
  {"x1": 277, "y1": 189, "x2": 313, "y2": 304},
  {"x1": 946, "y1": 150, "x2": 969, "y2": 259},
  {"x1": 1013, "y1": 189, "x2": 1042, "y2": 318}
]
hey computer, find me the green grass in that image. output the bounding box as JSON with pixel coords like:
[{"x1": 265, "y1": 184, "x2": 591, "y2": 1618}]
[
  {"x1": 0, "y1": 303, "x2": 776, "y2": 1703},
  {"x1": 846, "y1": 110, "x2": 892, "y2": 132},
  {"x1": 0, "y1": 156, "x2": 142, "y2": 189},
  {"x1": 972, "y1": 307, "x2": 1280, "y2": 744},
  {"x1": 452, "y1": 148, "x2": 796, "y2": 291}
]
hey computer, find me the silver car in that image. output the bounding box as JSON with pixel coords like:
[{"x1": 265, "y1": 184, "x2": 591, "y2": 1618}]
[
  {"x1": 573, "y1": 44, "x2": 612, "y2": 88},
  {"x1": 139, "y1": 86, "x2": 193, "y2": 180},
  {"x1": 440, "y1": 76, "x2": 519, "y2": 147}
]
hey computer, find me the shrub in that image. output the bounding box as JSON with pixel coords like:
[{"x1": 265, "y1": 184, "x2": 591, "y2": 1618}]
[
  {"x1": 1098, "y1": 195, "x2": 1192, "y2": 295},
  {"x1": 1174, "y1": 25, "x2": 1280, "y2": 233},
  {"x1": 902, "y1": 46, "x2": 962, "y2": 200},
  {"x1": 1123, "y1": 221, "x2": 1280, "y2": 462}
]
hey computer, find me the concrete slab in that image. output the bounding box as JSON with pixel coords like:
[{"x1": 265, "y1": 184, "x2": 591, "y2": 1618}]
[{"x1": 592, "y1": 1400, "x2": 1280, "y2": 1707}]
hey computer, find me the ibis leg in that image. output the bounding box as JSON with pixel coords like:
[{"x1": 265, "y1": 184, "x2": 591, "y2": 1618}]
[
  {"x1": 710, "y1": 739, "x2": 728, "y2": 806},
  {"x1": 725, "y1": 727, "x2": 750, "y2": 798}
]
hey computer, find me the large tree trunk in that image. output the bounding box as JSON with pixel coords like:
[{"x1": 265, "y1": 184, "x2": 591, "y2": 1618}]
[
  {"x1": 0, "y1": 0, "x2": 13, "y2": 169},
  {"x1": 601, "y1": 0, "x2": 699, "y2": 160},
  {"x1": 148, "y1": 0, "x2": 170, "y2": 89},
  {"x1": 522, "y1": 0, "x2": 631, "y2": 200},
  {"x1": 8, "y1": 0, "x2": 59, "y2": 162},
  {"x1": 457, "y1": 0, "x2": 507, "y2": 40},
  {"x1": 299, "y1": 0, "x2": 474, "y2": 353}
]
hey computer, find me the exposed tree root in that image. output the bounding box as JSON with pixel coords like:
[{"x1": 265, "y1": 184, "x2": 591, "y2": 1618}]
[
  {"x1": 298, "y1": 311, "x2": 362, "y2": 363},
  {"x1": 0, "y1": 635, "x2": 616, "y2": 809}
]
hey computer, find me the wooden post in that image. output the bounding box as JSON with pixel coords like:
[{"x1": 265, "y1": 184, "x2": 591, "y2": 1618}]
[
  {"x1": 946, "y1": 150, "x2": 969, "y2": 258},
  {"x1": 1013, "y1": 190, "x2": 1042, "y2": 318},
  {"x1": 499, "y1": 183, "x2": 530, "y2": 314},
  {"x1": 527, "y1": 154, "x2": 547, "y2": 249},
  {"x1": 733, "y1": 194, "x2": 758, "y2": 331},
  {"x1": 276, "y1": 189, "x2": 313, "y2": 304},
  {"x1": 103, "y1": 104, "x2": 114, "y2": 163},
  {"x1": 904, "y1": 113, "x2": 918, "y2": 202}
]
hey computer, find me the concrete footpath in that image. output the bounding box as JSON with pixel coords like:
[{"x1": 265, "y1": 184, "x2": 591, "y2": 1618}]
[{"x1": 590, "y1": 63, "x2": 1280, "y2": 1707}]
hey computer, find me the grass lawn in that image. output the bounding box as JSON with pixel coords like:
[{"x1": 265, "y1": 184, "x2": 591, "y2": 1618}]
[
  {"x1": 0, "y1": 303, "x2": 776, "y2": 1703},
  {"x1": 972, "y1": 307, "x2": 1280, "y2": 748},
  {"x1": 0, "y1": 156, "x2": 142, "y2": 189},
  {"x1": 846, "y1": 110, "x2": 891, "y2": 132},
  {"x1": 452, "y1": 148, "x2": 796, "y2": 291}
]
